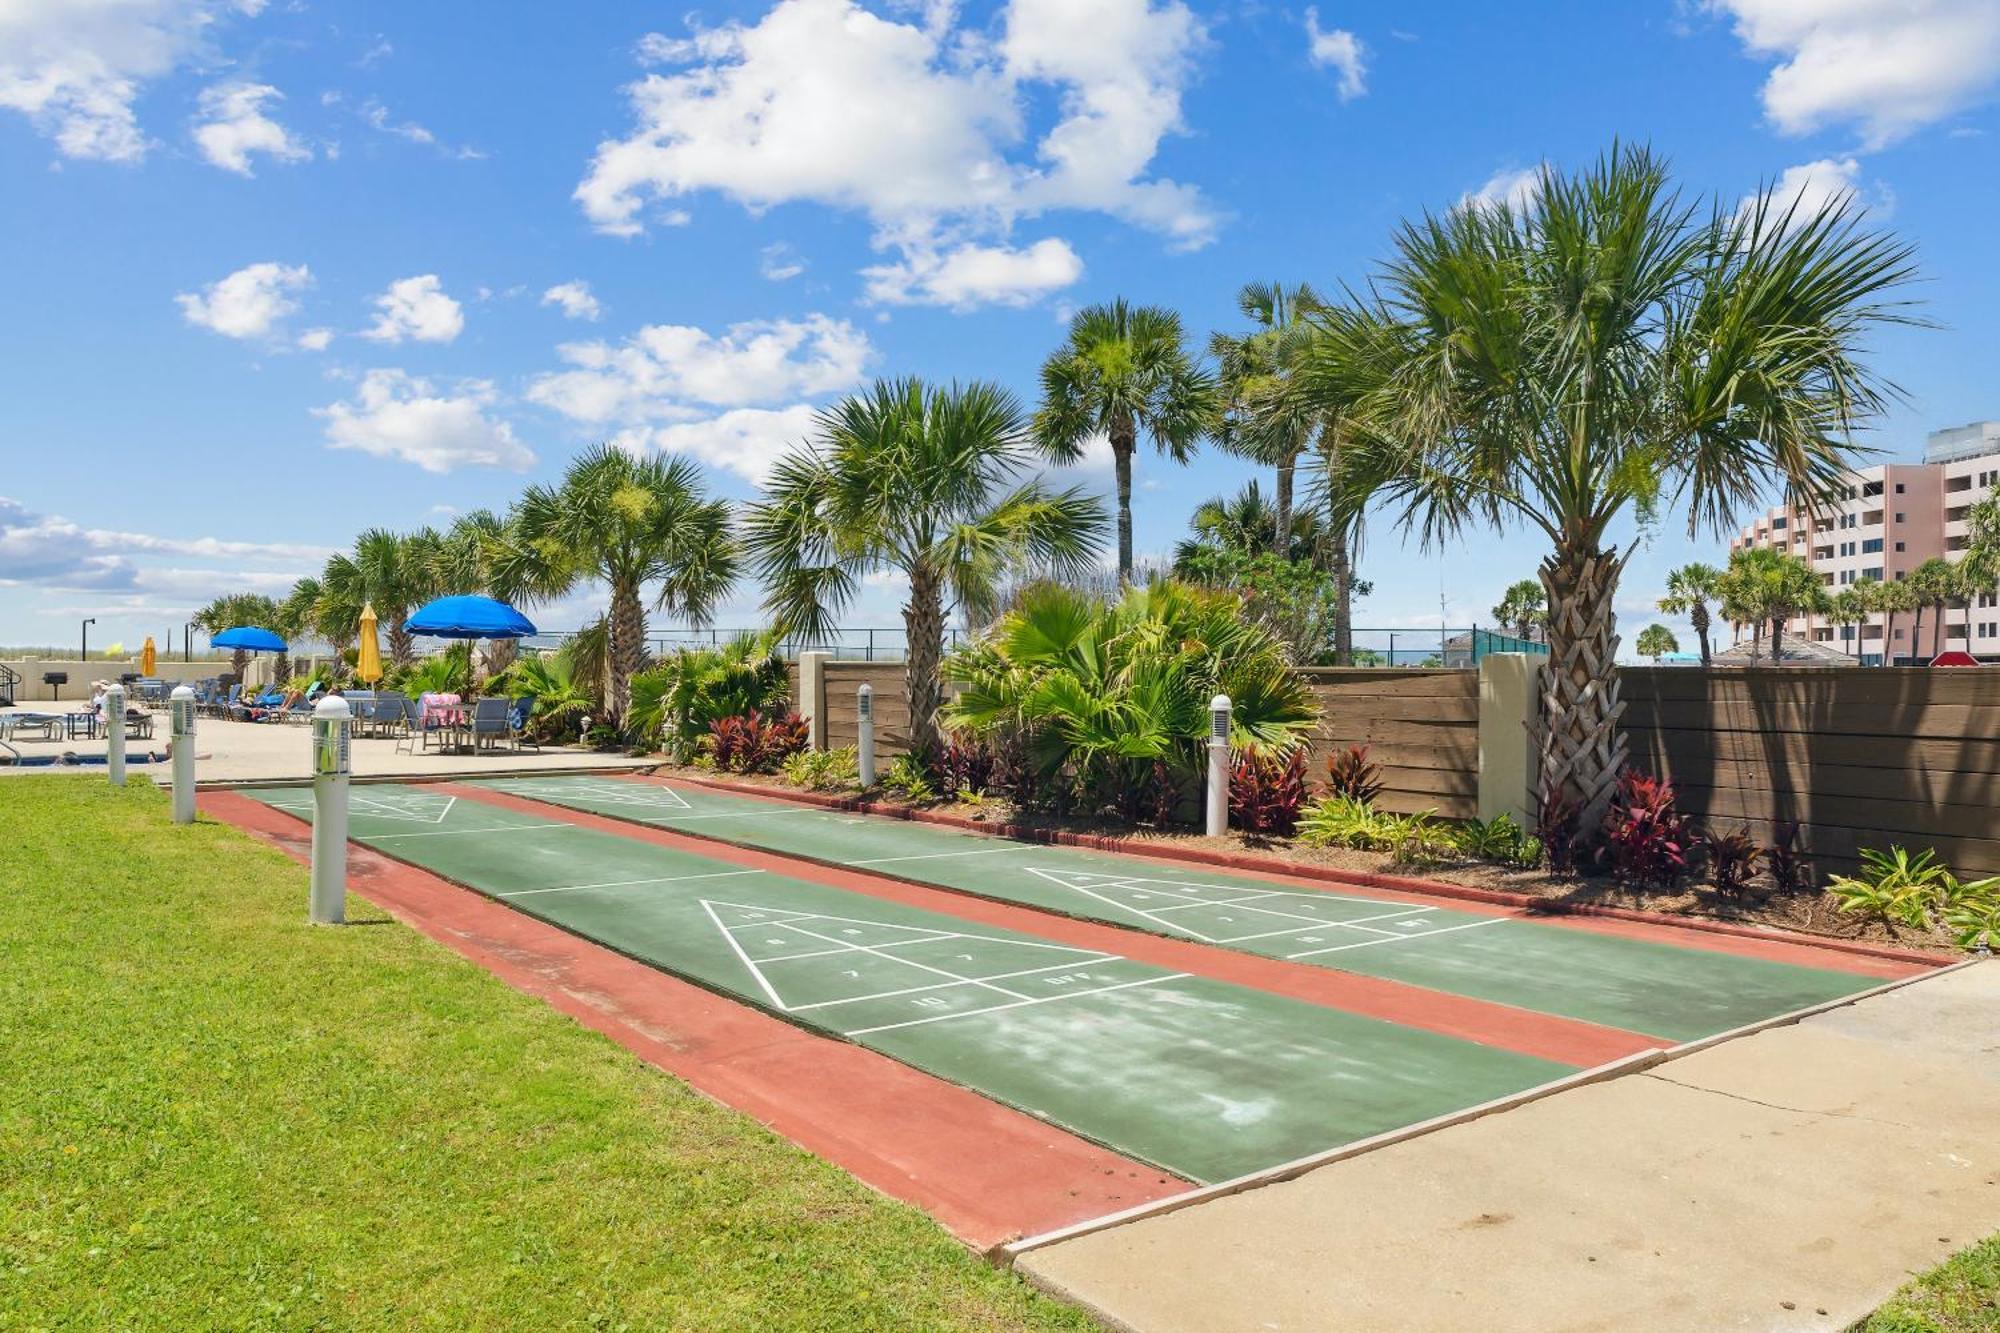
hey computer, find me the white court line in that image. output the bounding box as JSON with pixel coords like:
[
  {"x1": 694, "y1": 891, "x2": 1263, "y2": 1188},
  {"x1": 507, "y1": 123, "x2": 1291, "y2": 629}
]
[
  {"x1": 365, "y1": 822, "x2": 576, "y2": 841},
  {"x1": 845, "y1": 846, "x2": 1015, "y2": 867},
  {"x1": 1031, "y1": 867, "x2": 1388, "y2": 909},
  {"x1": 788, "y1": 959, "x2": 1122, "y2": 1012},
  {"x1": 499, "y1": 868, "x2": 766, "y2": 899},
  {"x1": 1284, "y1": 915, "x2": 1509, "y2": 959},
  {"x1": 637, "y1": 807, "x2": 822, "y2": 824},
  {"x1": 701, "y1": 900, "x2": 787, "y2": 1009},
  {"x1": 771, "y1": 920, "x2": 1038, "y2": 1006},
  {"x1": 844, "y1": 973, "x2": 1190, "y2": 1037},
  {"x1": 1200, "y1": 905, "x2": 1436, "y2": 945},
  {"x1": 708, "y1": 900, "x2": 1105, "y2": 957}
]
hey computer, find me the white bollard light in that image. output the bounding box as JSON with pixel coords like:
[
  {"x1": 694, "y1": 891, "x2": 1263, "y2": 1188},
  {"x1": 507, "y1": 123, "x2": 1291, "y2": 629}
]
[
  {"x1": 169, "y1": 684, "x2": 197, "y2": 824},
  {"x1": 309, "y1": 694, "x2": 352, "y2": 925},
  {"x1": 856, "y1": 682, "x2": 876, "y2": 787},
  {"x1": 1205, "y1": 693, "x2": 1232, "y2": 837},
  {"x1": 104, "y1": 683, "x2": 126, "y2": 787}
]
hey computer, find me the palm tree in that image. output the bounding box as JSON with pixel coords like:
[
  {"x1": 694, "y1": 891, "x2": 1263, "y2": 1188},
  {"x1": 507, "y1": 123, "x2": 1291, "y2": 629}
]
[
  {"x1": 192, "y1": 592, "x2": 281, "y2": 679},
  {"x1": 1658, "y1": 563, "x2": 1723, "y2": 665},
  {"x1": 1491, "y1": 579, "x2": 1546, "y2": 642},
  {"x1": 1173, "y1": 481, "x2": 1324, "y2": 569},
  {"x1": 1635, "y1": 624, "x2": 1678, "y2": 661},
  {"x1": 353, "y1": 527, "x2": 443, "y2": 668},
  {"x1": 501, "y1": 446, "x2": 737, "y2": 726},
  {"x1": 747, "y1": 377, "x2": 1106, "y2": 756},
  {"x1": 1761, "y1": 550, "x2": 1828, "y2": 661},
  {"x1": 430, "y1": 508, "x2": 533, "y2": 677},
  {"x1": 1032, "y1": 300, "x2": 1216, "y2": 581},
  {"x1": 1828, "y1": 584, "x2": 1873, "y2": 659},
  {"x1": 273, "y1": 577, "x2": 323, "y2": 682},
  {"x1": 315, "y1": 554, "x2": 366, "y2": 666},
  {"x1": 1907, "y1": 557, "x2": 1956, "y2": 662},
  {"x1": 1303, "y1": 146, "x2": 1918, "y2": 823},
  {"x1": 1210, "y1": 282, "x2": 1323, "y2": 548},
  {"x1": 1877, "y1": 576, "x2": 1917, "y2": 664}
]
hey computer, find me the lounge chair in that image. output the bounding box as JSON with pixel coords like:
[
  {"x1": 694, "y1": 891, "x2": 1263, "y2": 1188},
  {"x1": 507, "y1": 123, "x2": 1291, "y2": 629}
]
[{"x1": 0, "y1": 712, "x2": 64, "y2": 743}]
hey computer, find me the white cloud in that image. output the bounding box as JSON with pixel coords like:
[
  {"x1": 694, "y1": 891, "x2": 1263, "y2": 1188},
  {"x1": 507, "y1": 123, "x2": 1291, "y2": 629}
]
[
  {"x1": 760, "y1": 242, "x2": 806, "y2": 281},
  {"x1": 1708, "y1": 0, "x2": 2000, "y2": 147},
  {"x1": 0, "y1": 0, "x2": 261, "y2": 164},
  {"x1": 316, "y1": 370, "x2": 534, "y2": 473},
  {"x1": 527, "y1": 314, "x2": 872, "y2": 423},
  {"x1": 364, "y1": 274, "x2": 464, "y2": 343},
  {"x1": 1462, "y1": 163, "x2": 1542, "y2": 214},
  {"x1": 612, "y1": 405, "x2": 819, "y2": 486},
  {"x1": 176, "y1": 261, "x2": 311, "y2": 339},
  {"x1": 1743, "y1": 155, "x2": 1890, "y2": 228},
  {"x1": 0, "y1": 495, "x2": 331, "y2": 592},
  {"x1": 296, "y1": 326, "x2": 333, "y2": 351},
  {"x1": 540, "y1": 280, "x2": 602, "y2": 321},
  {"x1": 191, "y1": 81, "x2": 309, "y2": 175},
  {"x1": 1304, "y1": 9, "x2": 1367, "y2": 100},
  {"x1": 576, "y1": 0, "x2": 1215, "y2": 304},
  {"x1": 862, "y1": 237, "x2": 1082, "y2": 309}
]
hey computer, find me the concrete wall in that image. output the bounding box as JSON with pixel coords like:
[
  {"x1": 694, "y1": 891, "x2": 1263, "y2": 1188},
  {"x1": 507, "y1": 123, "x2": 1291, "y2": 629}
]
[{"x1": 2, "y1": 654, "x2": 335, "y2": 702}]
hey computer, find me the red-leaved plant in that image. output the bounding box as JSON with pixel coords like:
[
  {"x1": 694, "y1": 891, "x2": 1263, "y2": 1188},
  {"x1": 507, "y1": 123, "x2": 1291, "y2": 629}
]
[
  {"x1": 1766, "y1": 820, "x2": 1812, "y2": 894},
  {"x1": 1598, "y1": 769, "x2": 1697, "y2": 888},
  {"x1": 1229, "y1": 747, "x2": 1309, "y2": 836},
  {"x1": 708, "y1": 709, "x2": 810, "y2": 774},
  {"x1": 1704, "y1": 825, "x2": 1764, "y2": 897},
  {"x1": 1323, "y1": 744, "x2": 1384, "y2": 805},
  {"x1": 1536, "y1": 784, "x2": 1584, "y2": 876}
]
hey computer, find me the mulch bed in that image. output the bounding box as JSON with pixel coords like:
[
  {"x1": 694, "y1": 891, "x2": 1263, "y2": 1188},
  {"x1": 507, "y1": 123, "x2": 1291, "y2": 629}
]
[{"x1": 645, "y1": 763, "x2": 1958, "y2": 954}]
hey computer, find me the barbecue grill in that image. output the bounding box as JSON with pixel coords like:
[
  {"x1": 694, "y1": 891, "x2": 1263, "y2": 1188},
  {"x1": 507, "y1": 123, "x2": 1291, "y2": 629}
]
[{"x1": 42, "y1": 671, "x2": 68, "y2": 700}]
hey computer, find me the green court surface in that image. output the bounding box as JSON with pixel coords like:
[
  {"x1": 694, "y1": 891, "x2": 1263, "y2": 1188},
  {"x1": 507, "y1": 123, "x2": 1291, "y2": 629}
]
[
  {"x1": 246, "y1": 785, "x2": 1573, "y2": 1184},
  {"x1": 475, "y1": 775, "x2": 1885, "y2": 1043}
]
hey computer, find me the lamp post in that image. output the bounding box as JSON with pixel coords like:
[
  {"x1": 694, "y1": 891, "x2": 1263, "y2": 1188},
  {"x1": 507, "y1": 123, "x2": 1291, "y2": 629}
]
[
  {"x1": 185, "y1": 621, "x2": 196, "y2": 663},
  {"x1": 80, "y1": 617, "x2": 96, "y2": 662}
]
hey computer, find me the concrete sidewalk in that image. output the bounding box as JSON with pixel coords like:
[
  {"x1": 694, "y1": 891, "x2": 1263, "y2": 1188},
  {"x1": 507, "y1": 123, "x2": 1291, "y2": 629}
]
[{"x1": 1019, "y1": 961, "x2": 1998, "y2": 1333}]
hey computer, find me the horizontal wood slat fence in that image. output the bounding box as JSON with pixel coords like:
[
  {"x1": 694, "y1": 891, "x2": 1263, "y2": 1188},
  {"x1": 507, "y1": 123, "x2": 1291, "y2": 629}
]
[
  {"x1": 1297, "y1": 668, "x2": 1479, "y2": 818},
  {"x1": 1620, "y1": 666, "x2": 2000, "y2": 879}
]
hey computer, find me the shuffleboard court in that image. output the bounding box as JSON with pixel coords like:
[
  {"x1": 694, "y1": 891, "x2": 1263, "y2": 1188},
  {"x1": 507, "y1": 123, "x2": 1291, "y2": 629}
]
[
  {"x1": 474, "y1": 775, "x2": 1893, "y2": 1043},
  {"x1": 245, "y1": 784, "x2": 1575, "y2": 1184}
]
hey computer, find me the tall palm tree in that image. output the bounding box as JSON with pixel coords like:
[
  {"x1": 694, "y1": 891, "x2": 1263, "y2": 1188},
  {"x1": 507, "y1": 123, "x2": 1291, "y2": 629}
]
[
  {"x1": 353, "y1": 527, "x2": 443, "y2": 668},
  {"x1": 1907, "y1": 557, "x2": 1956, "y2": 661},
  {"x1": 1210, "y1": 282, "x2": 1322, "y2": 548},
  {"x1": 1635, "y1": 624, "x2": 1678, "y2": 661},
  {"x1": 1303, "y1": 146, "x2": 1918, "y2": 823},
  {"x1": 193, "y1": 592, "x2": 281, "y2": 679},
  {"x1": 273, "y1": 577, "x2": 323, "y2": 681},
  {"x1": 747, "y1": 377, "x2": 1105, "y2": 755},
  {"x1": 1032, "y1": 300, "x2": 1216, "y2": 582},
  {"x1": 430, "y1": 508, "x2": 532, "y2": 677},
  {"x1": 1828, "y1": 583, "x2": 1872, "y2": 658},
  {"x1": 315, "y1": 554, "x2": 366, "y2": 666},
  {"x1": 1877, "y1": 576, "x2": 1917, "y2": 664},
  {"x1": 1658, "y1": 562, "x2": 1723, "y2": 666},
  {"x1": 501, "y1": 446, "x2": 737, "y2": 726}
]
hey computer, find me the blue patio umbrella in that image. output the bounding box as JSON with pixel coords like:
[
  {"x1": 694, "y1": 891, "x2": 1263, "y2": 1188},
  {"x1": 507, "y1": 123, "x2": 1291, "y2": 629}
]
[
  {"x1": 406, "y1": 595, "x2": 538, "y2": 640},
  {"x1": 211, "y1": 626, "x2": 288, "y2": 652}
]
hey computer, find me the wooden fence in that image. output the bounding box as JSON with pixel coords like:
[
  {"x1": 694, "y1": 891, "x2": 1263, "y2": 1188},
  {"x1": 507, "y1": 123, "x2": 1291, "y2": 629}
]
[
  {"x1": 1298, "y1": 668, "x2": 1479, "y2": 818},
  {"x1": 1620, "y1": 666, "x2": 2000, "y2": 878}
]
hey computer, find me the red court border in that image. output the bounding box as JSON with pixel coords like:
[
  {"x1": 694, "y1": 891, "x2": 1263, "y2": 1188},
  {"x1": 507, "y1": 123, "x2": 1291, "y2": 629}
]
[
  {"x1": 201, "y1": 789, "x2": 1187, "y2": 1252},
  {"x1": 435, "y1": 781, "x2": 1671, "y2": 1067},
  {"x1": 647, "y1": 771, "x2": 1948, "y2": 974}
]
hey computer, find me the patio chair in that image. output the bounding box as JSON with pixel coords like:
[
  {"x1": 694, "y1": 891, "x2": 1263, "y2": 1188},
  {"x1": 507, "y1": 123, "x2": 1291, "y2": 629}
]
[
  {"x1": 0, "y1": 712, "x2": 65, "y2": 743},
  {"x1": 344, "y1": 690, "x2": 377, "y2": 734},
  {"x1": 509, "y1": 696, "x2": 540, "y2": 752},
  {"x1": 371, "y1": 691, "x2": 411, "y2": 744}
]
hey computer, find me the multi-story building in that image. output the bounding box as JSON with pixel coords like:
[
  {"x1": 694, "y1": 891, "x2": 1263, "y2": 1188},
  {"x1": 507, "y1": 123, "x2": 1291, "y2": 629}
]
[{"x1": 1727, "y1": 421, "x2": 1999, "y2": 664}]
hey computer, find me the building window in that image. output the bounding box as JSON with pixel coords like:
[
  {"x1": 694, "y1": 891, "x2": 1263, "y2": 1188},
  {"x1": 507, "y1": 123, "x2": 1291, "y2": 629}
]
[
  {"x1": 1862, "y1": 566, "x2": 1883, "y2": 581},
  {"x1": 1862, "y1": 538, "x2": 1883, "y2": 553},
  {"x1": 1895, "y1": 482, "x2": 1906, "y2": 493},
  {"x1": 1895, "y1": 512, "x2": 1905, "y2": 523},
  {"x1": 1895, "y1": 541, "x2": 1905, "y2": 552}
]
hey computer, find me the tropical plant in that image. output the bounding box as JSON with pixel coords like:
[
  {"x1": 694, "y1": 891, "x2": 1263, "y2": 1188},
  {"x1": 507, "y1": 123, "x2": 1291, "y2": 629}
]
[
  {"x1": 1826, "y1": 846, "x2": 1956, "y2": 934},
  {"x1": 930, "y1": 739, "x2": 1000, "y2": 801},
  {"x1": 1173, "y1": 481, "x2": 1326, "y2": 567},
  {"x1": 1635, "y1": 624, "x2": 1679, "y2": 662},
  {"x1": 1943, "y1": 883, "x2": 2000, "y2": 952},
  {"x1": 781, "y1": 745, "x2": 860, "y2": 792},
  {"x1": 631, "y1": 632, "x2": 792, "y2": 760},
  {"x1": 1032, "y1": 300, "x2": 1217, "y2": 581},
  {"x1": 1657, "y1": 563, "x2": 1723, "y2": 665},
  {"x1": 1874, "y1": 575, "x2": 1918, "y2": 664},
  {"x1": 1766, "y1": 821, "x2": 1812, "y2": 893},
  {"x1": 1491, "y1": 579, "x2": 1546, "y2": 642},
  {"x1": 1451, "y1": 814, "x2": 1539, "y2": 866},
  {"x1": 1228, "y1": 747, "x2": 1310, "y2": 837},
  {"x1": 748, "y1": 377, "x2": 1104, "y2": 757},
  {"x1": 353, "y1": 527, "x2": 445, "y2": 668},
  {"x1": 1721, "y1": 547, "x2": 1827, "y2": 661},
  {"x1": 945, "y1": 580, "x2": 1320, "y2": 817},
  {"x1": 1704, "y1": 826, "x2": 1764, "y2": 897},
  {"x1": 1300, "y1": 145, "x2": 1919, "y2": 827},
  {"x1": 1322, "y1": 744, "x2": 1384, "y2": 805},
  {"x1": 1827, "y1": 582, "x2": 1876, "y2": 659},
  {"x1": 1173, "y1": 544, "x2": 1349, "y2": 664},
  {"x1": 1209, "y1": 283, "x2": 1328, "y2": 550},
  {"x1": 429, "y1": 508, "x2": 534, "y2": 678},
  {"x1": 488, "y1": 652, "x2": 596, "y2": 741},
  {"x1": 879, "y1": 753, "x2": 938, "y2": 804},
  {"x1": 403, "y1": 645, "x2": 472, "y2": 699},
  {"x1": 1906, "y1": 556, "x2": 1960, "y2": 660},
  {"x1": 273, "y1": 577, "x2": 323, "y2": 682},
  {"x1": 1596, "y1": 770, "x2": 1698, "y2": 888},
  {"x1": 193, "y1": 592, "x2": 282, "y2": 678},
  {"x1": 1298, "y1": 795, "x2": 1383, "y2": 850},
  {"x1": 499, "y1": 446, "x2": 737, "y2": 726},
  {"x1": 316, "y1": 553, "x2": 367, "y2": 667},
  {"x1": 707, "y1": 709, "x2": 809, "y2": 774}
]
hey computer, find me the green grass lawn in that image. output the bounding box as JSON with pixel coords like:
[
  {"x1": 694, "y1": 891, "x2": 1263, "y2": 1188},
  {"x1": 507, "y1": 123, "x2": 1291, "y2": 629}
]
[
  {"x1": 0, "y1": 776, "x2": 1095, "y2": 1331},
  {"x1": 1855, "y1": 1235, "x2": 2000, "y2": 1332}
]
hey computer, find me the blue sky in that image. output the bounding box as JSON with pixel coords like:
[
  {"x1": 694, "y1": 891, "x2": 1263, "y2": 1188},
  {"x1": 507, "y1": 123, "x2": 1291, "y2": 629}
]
[{"x1": 3, "y1": 0, "x2": 1997, "y2": 657}]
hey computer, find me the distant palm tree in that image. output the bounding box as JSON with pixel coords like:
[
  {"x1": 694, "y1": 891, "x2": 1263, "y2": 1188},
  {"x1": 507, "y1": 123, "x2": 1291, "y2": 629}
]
[
  {"x1": 1658, "y1": 563, "x2": 1723, "y2": 666},
  {"x1": 430, "y1": 508, "x2": 532, "y2": 677},
  {"x1": 353, "y1": 527, "x2": 444, "y2": 668},
  {"x1": 1173, "y1": 481, "x2": 1324, "y2": 570},
  {"x1": 1210, "y1": 282, "x2": 1323, "y2": 549},
  {"x1": 1828, "y1": 583, "x2": 1874, "y2": 659},
  {"x1": 273, "y1": 577, "x2": 323, "y2": 681},
  {"x1": 1033, "y1": 300, "x2": 1216, "y2": 582},
  {"x1": 1491, "y1": 579, "x2": 1546, "y2": 642},
  {"x1": 315, "y1": 554, "x2": 366, "y2": 666},
  {"x1": 1876, "y1": 576, "x2": 1918, "y2": 664},
  {"x1": 1635, "y1": 624, "x2": 1678, "y2": 661},
  {"x1": 748, "y1": 377, "x2": 1105, "y2": 755},
  {"x1": 1303, "y1": 146, "x2": 1919, "y2": 822},
  {"x1": 1907, "y1": 557, "x2": 1957, "y2": 661},
  {"x1": 193, "y1": 592, "x2": 281, "y2": 679},
  {"x1": 501, "y1": 446, "x2": 737, "y2": 726}
]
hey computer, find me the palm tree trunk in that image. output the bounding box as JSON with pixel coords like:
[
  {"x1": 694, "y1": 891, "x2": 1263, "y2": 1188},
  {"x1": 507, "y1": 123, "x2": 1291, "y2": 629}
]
[
  {"x1": 903, "y1": 564, "x2": 946, "y2": 757},
  {"x1": 1536, "y1": 543, "x2": 1629, "y2": 832},
  {"x1": 1910, "y1": 607, "x2": 1924, "y2": 665},
  {"x1": 1769, "y1": 614, "x2": 1784, "y2": 662},
  {"x1": 1692, "y1": 603, "x2": 1712, "y2": 667},
  {"x1": 1330, "y1": 524, "x2": 1354, "y2": 666},
  {"x1": 1112, "y1": 413, "x2": 1137, "y2": 582},
  {"x1": 607, "y1": 580, "x2": 646, "y2": 725},
  {"x1": 482, "y1": 638, "x2": 518, "y2": 682},
  {"x1": 1272, "y1": 455, "x2": 1295, "y2": 557},
  {"x1": 1934, "y1": 604, "x2": 1946, "y2": 658},
  {"x1": 388, "y1": 616, "x2": 416, "y2": 668}
]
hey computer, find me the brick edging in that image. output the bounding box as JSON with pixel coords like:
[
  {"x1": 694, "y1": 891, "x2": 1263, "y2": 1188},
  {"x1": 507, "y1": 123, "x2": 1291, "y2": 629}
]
[{"x1": 651, "y1": 769, "x2": 1955, "y2": 970}]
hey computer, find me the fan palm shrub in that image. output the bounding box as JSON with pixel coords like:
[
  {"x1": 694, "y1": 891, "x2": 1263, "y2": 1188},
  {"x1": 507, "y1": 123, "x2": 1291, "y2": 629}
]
[
  {"x1": 630, "y1": 632, "x2": 792, "y2": 759},
  {"x1": 943, "y1": 580, "x2": 1319, "y2": 819},
  {"x1": 1302, "y1": 145, "x2": 1919, "y2": 824},
  {"x1": 747, "y1": 377, "x2": 1104, "y2": 757},
  {"x1": 497, "y1": 446, "x2": 737, "y2": 726},
  {"x1": 490, "y1": 652, "x2": 596, "y2": 741},
  {"x1": 1031, "y1": 300, "x2": 1216, "y2": 582}
]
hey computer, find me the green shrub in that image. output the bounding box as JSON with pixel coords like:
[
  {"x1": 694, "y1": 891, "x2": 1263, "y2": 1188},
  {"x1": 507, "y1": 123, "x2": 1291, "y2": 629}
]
[
  {"x1": 880, "y1": 754, "x2": 938, "y2": 804},
  {"x1": 1451, "y1": 814, "x2": 1539, "y2": 867},
  {"x1": 488, "y1": 652, "x2": 595, "y2": 742},
  {"x1": 1299, "y1": 796, "x2": 1388, "y2": 851},
  {"x1": 1826, "y1": 847, "x2": 1957, "y2": 934},
  {"x1": 782, "y1": 746, "x2": 860, "y2": 792},
  {"x1": 631, "y1": 632, "x2": 791, "y2": 759},
  {"x1": 1943, "y1": 881, "x2": 2000, "y2": 952}
]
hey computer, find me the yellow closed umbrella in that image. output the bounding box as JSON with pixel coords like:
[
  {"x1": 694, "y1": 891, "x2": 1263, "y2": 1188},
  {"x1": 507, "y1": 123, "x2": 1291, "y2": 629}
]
[
  {"x1": 141, "y1": 636, "x2": 157, "y2": 674},
  {"x1": 356, "y1": 603, "x2": 383, "y2": 684}
]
